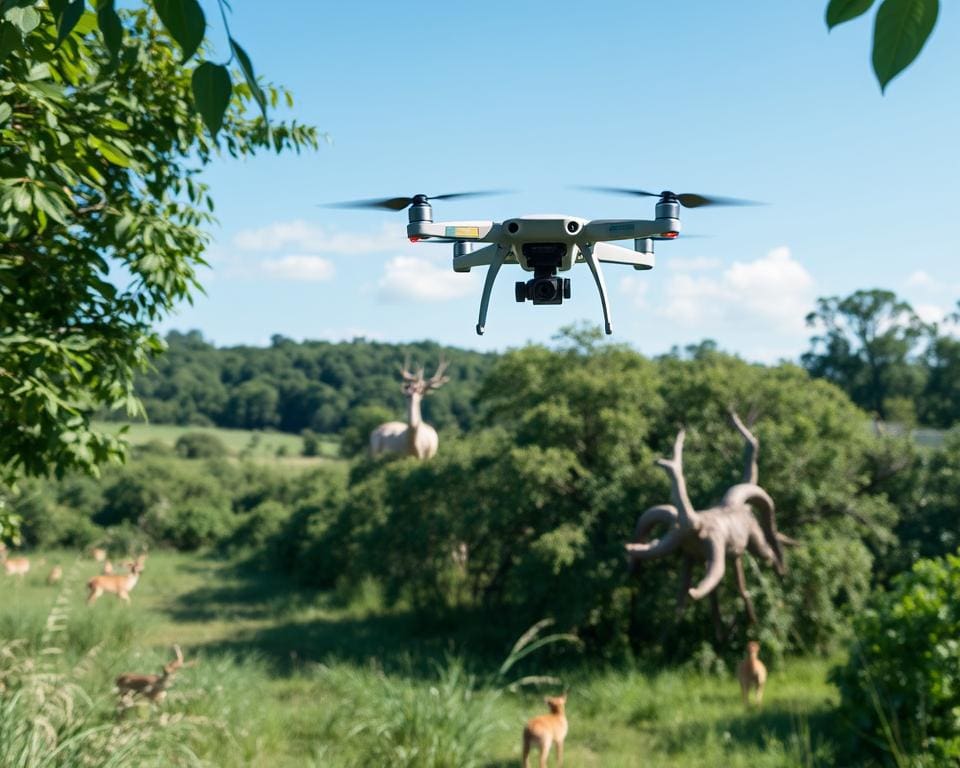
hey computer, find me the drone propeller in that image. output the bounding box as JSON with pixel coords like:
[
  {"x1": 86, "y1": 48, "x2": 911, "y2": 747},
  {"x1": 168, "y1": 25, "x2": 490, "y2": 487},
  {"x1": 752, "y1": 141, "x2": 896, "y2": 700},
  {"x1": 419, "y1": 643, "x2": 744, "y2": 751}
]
[
  {"x1": 323, "y1": 191, "x2": 509, "y2": 211},
  {"x1": 578, "y1": 186, "x2": 761, "y2": 209}
]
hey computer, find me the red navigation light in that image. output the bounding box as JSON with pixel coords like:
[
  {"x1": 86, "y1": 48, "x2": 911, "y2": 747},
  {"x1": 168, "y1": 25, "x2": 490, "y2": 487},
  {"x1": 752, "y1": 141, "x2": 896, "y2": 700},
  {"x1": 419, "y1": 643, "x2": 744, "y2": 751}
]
[
  {"x1": 409, "y1": 236, "x2": 422, "y2": 243},
  {"x1": 661, "y1": 231, "x2": 679, "y2": 239}
]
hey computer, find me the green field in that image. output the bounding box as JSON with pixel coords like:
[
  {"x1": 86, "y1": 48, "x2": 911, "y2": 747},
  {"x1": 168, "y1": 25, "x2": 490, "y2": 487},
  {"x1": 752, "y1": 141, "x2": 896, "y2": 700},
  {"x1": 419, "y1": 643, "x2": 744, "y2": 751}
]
[
  {"x1": 94, "y1": 421, "x2": 341, "y2": 462},
  {"x1": 0, "y1": 551, "x2": 841, "y2": 767}
]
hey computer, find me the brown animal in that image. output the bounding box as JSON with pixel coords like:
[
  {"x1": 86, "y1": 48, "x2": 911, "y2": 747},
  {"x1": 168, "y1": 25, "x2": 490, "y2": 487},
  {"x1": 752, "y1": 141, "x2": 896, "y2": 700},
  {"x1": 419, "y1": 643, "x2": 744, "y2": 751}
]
[
  {"x1": 522, "y1": 694, "x2": 568, "y2": 768},
  {"x1": 47, "y1": 565, "x2": 63, "y2": 585},
  {"x1": 738, "y1": 640, "x2": 767, "y2": 706},
  {"x1": 91, "y1": 547, "x2": 107, "y2": 563},
  {"x1": 116, "y1": 645, "x2": 193, "y2": 707},
  {"x1": 102, "y1": 560, "x2": 114, "y2": 574},
  {"x1": 0, "y1": 544, "x2": 30, "y2": 578},
  {"x1": 87, "y1": 559, "x2": 144, "y2": 605}
]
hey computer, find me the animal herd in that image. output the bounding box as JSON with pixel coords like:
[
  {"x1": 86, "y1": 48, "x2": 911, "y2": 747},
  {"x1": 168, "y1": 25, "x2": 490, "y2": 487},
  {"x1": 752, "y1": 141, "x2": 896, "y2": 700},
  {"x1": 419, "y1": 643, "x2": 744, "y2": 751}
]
[{"x1": 1, "y1": 544, "x2": 194, "y2": 710}]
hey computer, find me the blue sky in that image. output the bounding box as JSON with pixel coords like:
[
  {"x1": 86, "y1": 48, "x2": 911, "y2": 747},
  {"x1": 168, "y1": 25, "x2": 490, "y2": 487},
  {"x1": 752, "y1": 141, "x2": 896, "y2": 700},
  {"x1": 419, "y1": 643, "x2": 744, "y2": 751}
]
[{"x1": 160, "y1": 1, "x2": 960, "y2": 361}]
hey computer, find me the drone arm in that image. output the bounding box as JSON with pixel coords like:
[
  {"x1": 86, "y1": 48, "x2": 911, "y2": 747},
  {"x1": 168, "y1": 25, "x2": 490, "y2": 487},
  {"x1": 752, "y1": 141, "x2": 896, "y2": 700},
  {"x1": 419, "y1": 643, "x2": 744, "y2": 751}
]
[
  {"x1": 453, "y1": 243, "x2": 516, "y2": 270},
  {"x1": 476, "y1": 244, "x2": 509, "y2": 335},
  {"x1": 592, "y1": 241, "x2": 655, "y2": 269},
  {"x1": 408, "y1": 221, "x2": 500, "y2": 242},
  {"x1": 579, "y1": 243, "x2": 613, "y2": 335},
  {"x1": 582, "y1": 218, "x2": 681, "y2": 243}
]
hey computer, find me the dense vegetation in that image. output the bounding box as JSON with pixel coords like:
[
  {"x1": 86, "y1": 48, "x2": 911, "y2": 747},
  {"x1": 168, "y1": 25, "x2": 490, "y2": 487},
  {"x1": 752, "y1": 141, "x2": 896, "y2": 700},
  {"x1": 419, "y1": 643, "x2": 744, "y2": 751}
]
[{"x1": 124, "y1": 330, "x2": 497, "y2": 436}]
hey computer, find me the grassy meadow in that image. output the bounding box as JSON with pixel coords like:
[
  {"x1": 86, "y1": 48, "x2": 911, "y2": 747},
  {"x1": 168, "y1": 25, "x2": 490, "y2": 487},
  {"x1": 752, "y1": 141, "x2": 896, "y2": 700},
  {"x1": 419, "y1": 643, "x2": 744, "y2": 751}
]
[
  {"x1": 93, "y1": 421, "x2": 342, "y2": 462},
  {"x1": 0, "y1": 550, "x2": 841, "y2": 767}
]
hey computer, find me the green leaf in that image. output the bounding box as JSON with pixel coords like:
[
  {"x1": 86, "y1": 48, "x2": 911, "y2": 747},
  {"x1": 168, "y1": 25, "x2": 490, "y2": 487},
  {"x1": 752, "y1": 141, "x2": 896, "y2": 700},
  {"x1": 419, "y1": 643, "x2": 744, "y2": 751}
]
[
  {"x1": 229, "y1": 37, "x2": 266, "y2": 119},
  {"x1": 96, "y1": 0, "x2": 122, "y2": 59},
  {"x1": 191, "y1": 61, "x2": 231, "y2": 138},
  {"x1": 0, "y1": 20, "x2": 20, "y2": 64},
  {"x1": 48, "y1": 0, "x2": 84, "y2": 45},
  {"x1": 153, "y1": 0, "x2": 205, "y2": 62},
  {"x1": 872, "y1": 0, "x2": 938, "y2": 92},
  {"x1": 3, "y1": 5, "x2": 40, "y2": 34},
  {"x1": 0, "y1": 103, "x2": 10, "y2": 125},
  {"x1": 826, "y1": 0, "x2": 877, "y2": 28}
]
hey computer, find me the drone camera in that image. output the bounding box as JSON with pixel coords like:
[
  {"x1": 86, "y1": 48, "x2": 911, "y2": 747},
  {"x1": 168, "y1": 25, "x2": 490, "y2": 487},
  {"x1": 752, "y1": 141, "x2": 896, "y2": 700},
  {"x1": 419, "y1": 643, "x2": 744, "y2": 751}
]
[{"x1": 516, "y1": 242, "x2": 571, "y2": 305}]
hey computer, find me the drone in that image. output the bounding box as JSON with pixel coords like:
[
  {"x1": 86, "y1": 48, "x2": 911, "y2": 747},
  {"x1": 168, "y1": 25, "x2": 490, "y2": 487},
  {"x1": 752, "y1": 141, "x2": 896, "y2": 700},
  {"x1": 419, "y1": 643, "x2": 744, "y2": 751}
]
[{"x1": 328, "y1": 188, "x2": 758, "y2": 335}]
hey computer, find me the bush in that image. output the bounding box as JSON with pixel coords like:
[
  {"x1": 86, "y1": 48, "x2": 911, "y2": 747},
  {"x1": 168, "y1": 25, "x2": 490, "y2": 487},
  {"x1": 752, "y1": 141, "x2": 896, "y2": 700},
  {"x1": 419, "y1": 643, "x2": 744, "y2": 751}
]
[
  {"x1": 175, "y1": 432, "x2": 228, "y2": 459},
  {"x1": 302, "y1": 429, "x2": 321, "y2": 457},
  {"x1": 339, "y1": 405, "x2": 395, "y2": 458},
  {"x1": 832, "y1": 550, "x2": 960, "y2": 762}
]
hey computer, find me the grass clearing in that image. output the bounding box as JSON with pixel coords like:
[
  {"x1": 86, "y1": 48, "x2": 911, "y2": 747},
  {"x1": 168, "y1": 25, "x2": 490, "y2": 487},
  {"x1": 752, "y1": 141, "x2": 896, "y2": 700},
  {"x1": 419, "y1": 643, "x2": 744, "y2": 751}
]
[
  {"x1": 93, "y1": 421, "x2": 342, "y2": 463},
  {"x1": 0, "y1": 551, "x2": 842, "y2": 766}
]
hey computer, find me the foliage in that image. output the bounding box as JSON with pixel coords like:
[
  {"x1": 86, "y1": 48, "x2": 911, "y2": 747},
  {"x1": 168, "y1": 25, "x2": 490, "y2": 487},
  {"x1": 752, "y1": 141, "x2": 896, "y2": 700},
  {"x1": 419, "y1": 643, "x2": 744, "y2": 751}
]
[
  {"x1": 825, "y1": 0, "x2": 940, "y2": 92},
  {"x1": 0, "y1": 7, "x2": 316, "y2": 501},
  {"x1": 175, "y1": 431, "x2": 228, "y2": 459},
  {"x1": 832, "y1": 550, "x2": 960, "y2": 762},
  {"x1": 129, "y1": 331, "x2": 495, "y2": 436},
  {"x1": 3, "y1": 0, "x2": 267, "y2": 137},
  {"x1": 803, "y1": 289, "x2": 929, "y2": 420},
  {"x1": 304, "y1": 333, "x2": 903, "y2": 658}
]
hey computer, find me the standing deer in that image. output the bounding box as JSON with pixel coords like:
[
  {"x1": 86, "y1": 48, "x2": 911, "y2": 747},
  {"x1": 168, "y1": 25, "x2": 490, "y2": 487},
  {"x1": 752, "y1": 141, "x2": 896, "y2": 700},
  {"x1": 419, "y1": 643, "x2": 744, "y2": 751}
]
[
  {"x1": 87, "y1": 559, "x2": 144, "y2": 605},
  {"x1": 0, "y1": 544, "x2": 30, "y2": 578},
  {"x1": 91, "y1": 546, "x2": 107, "y2": 563},
  {"x1": 369, "y1": 357, "x2": 450, "y2": 460},
  {"x1": 116, "y1": 645, "x2": 194, "y2": 708},
  {"x1": 47, "y1": 565, "x2": 63, "y2": 585}
]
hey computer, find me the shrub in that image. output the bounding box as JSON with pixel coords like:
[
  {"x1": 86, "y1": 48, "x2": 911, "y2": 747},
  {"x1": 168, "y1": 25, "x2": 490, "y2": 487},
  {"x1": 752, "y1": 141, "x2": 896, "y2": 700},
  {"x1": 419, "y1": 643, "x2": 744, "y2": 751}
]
[
  {"x1": 302, "y1": 429, "x2": 321, "y2": 457},
  {"x1": 175, "y1": 432, "x2": 228, "y2": 459},
  {"x1": 832, "y1": 550, "x2": 960, "y2": 762}
]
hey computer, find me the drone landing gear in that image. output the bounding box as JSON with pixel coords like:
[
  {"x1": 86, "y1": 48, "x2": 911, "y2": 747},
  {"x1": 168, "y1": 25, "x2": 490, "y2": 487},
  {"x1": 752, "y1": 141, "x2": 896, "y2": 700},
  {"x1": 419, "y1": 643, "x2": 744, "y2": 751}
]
[
  {"x1": 580, "y1": 243, "x2": 613, "y2": 334},
  {"x1": 476, "y1": 244, "x2": 509, "y2": 335}
]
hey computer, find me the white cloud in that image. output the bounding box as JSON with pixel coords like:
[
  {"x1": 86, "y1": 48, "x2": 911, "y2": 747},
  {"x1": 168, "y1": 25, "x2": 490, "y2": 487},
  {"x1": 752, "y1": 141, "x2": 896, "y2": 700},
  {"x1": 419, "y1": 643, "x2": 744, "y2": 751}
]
[
  {"x1": 906, "y1": 270, "x2": 934, "y2": 289},
  {"x1": 665, "y1": 255, "x2": 722, "y2": 272},
  {"x1": 915, "y1": 303, "x2": 947, "y2": 325},
  {"x1": 378, "y1": 256, "x2": 477, "y2": 302},
  {"x1": 618, "y1": 275, "x2": 649, "y2": 308},
  {"x1": 234, "y1": 220, "x2": 402, "y2": 255},
  {"x1": 261, "y1": 254, "x2": 335, "y2": 282},
  {"x1": 660, "y1": 246, "x2": 815, "y2": 333}
]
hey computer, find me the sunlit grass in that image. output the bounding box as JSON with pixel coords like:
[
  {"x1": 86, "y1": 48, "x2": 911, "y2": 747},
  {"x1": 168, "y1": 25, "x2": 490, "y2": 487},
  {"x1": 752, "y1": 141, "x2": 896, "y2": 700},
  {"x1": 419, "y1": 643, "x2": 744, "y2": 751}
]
[{"x1": 0, "y1": 550, "x2": 842, "y2": 766}]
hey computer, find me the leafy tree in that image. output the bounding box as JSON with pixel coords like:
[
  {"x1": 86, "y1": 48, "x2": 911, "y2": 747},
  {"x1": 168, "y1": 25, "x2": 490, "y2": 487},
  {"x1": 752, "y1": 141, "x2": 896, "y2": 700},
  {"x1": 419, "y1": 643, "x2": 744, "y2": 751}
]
[
  {"x1": 919, "y1": 309, "x2": 960, "y2": 427},
  {"x1": 832, "y1": 549, "x2": 960, "y2": 762},
  {"x1": 2, "y1": 0, "x2": 267, "y2": 136},
  {"x1": 0, "y1": 8, "x2": 317, "y2": 499},
  {"x1": 825, "y1": 0, "x2": 940, "y2": 92},
  {"x1": 802, "y1": 290, "x2": 929, "y2": 420},
  {"x1": 174, "y1": 431, "x2": 227, "y2": 459}
]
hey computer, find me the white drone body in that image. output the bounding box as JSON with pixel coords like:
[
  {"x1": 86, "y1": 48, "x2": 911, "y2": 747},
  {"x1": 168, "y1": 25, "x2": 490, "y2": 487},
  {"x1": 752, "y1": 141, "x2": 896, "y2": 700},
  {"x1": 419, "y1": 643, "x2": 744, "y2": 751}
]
[
  {"x1": 407, "y1": 198, "x2": 681, "y2": 335},
  {"x1": 330, "y1": 189, "x2": 754, "y2": 336}
]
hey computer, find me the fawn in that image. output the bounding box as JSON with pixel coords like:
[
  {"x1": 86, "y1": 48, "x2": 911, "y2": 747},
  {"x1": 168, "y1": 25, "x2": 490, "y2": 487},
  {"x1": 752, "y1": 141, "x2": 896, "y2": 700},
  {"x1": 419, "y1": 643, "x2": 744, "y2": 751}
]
[
  {"x1": 91, "y1": 547, "x2": 107, "y2": 563},
  {"x1": 116, "y1": 645, "x2": 194, "y2": 708},
  {"x1": 738, "y1": 640, "x2": 767, "y2": 706},
  {"x1": 87, "y1": 559, "x2": 144, "y2": 605},
  {"x1": 47, "y1": 564, "x2": 63, "y2": 585},
  {"x1": 522, "y1": 694, "x2": 568, "y2": 768},
  {"x1": 0, "y1": 544, "x2": 30, "y2": 578}
]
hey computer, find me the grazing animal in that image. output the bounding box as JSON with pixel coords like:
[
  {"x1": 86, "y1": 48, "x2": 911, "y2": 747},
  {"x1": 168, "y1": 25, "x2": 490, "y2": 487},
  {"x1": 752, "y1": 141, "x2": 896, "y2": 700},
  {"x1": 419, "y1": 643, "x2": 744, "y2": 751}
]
[
  {"x1": 116, "y1": 645, "x2": 193, "y2": 707},
  {"x1": 91, "y1": 547, "x2": 107, "y2": 563},
  {"x1": 47, "y1": 565, "x2": 63, "y2": 585},
  {"x1": 369, "y1": 358, "x2": 450, "y2": 460},
  {"x1": 102, "y1": 560, "x2": 114, "y2": 574},
  {"x1": 87, "y1": 559, "x2": 144, "y2": 605},
  {"x1": 738, "y1": 640, "x2": 767, "y2": 707},
  {"x1": 522, "y1": 694, "x2": 568, "y2": 768},
  {"x1": 0, "y1": 544, "x2": 30, "y2": 578}
]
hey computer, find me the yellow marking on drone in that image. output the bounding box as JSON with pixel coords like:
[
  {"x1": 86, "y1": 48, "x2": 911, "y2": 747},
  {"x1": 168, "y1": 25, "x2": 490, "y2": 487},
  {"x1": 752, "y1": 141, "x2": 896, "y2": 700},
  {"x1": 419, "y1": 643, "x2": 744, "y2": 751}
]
[{"x1": 445, "y1": 226, "x2": 480, "y2": 238}]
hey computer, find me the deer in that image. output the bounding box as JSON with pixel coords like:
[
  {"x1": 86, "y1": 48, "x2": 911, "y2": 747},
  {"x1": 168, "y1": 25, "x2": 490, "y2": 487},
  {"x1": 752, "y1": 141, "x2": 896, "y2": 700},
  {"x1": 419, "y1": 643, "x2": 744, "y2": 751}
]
[
  {"x1": 116, "y1": 645, "x2": 194, "y2": 708},
  {"x1": 738, "y1": 640, "x2": 767, "y2": 707},
  {"x1": 87, "y1": 559, "x2": 144, "y2": 605},
  {"x1": 369, "y1": 357, "x2": 450, "y2": 460},
  {"x1": 522, "y1": 694, "x2": 569, "y2": 768},
  {"x1": 47, "y1": 564, "x2": 63, "y2": 585},
  {"x1": 0, "y1": 543, "x2": 30, "y2": 578},
  {"x1": 91, "y1": 546, "x2": 107, "y2": 563}
]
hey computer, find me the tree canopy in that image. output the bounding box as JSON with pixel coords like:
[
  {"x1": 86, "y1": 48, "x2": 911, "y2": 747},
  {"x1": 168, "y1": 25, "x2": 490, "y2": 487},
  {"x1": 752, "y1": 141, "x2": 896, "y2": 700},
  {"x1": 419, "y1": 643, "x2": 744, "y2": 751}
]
[{"x1": 0, "y1": 7, "x2": 317, "y2": 491}]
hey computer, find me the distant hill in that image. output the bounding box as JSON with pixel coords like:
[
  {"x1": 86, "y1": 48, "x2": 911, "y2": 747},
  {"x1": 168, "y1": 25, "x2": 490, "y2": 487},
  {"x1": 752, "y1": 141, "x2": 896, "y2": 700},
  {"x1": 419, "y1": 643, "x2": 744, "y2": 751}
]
[{"x1": 115, "y1": 331, "x2": 498, "y2": 436}]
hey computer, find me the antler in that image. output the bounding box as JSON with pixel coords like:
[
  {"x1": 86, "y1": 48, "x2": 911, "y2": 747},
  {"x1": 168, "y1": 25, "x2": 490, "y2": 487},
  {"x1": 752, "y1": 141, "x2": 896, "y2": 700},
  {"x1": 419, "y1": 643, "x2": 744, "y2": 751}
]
[
  {"x1": 425, "y1": 356, "x2": 450, "y2": 390},
  {"x1": 655, "y1": 430, "x2": 701, "y2": 530},
  {"x1": 399, "y1": 355, "x2": 419, "y2": 382},
  {"x1": 730, "y1": 409, "x2": 759, "y2": 485}
]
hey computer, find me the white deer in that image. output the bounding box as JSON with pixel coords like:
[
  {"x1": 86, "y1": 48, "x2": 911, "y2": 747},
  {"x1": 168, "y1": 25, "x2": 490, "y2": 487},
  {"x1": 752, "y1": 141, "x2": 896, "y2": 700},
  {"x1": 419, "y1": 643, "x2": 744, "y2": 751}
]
[
  {"x1": 0, "y1": 543, "x2": 30, "y2": 578},
  {"x1": 369, "y1": 358, "x2": 450, "y2": 460}
]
